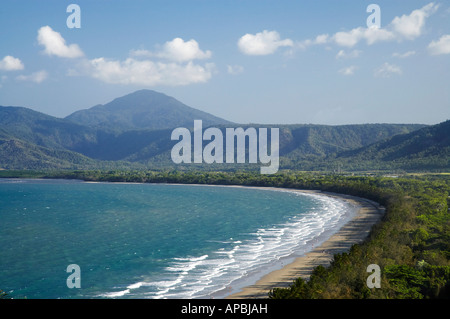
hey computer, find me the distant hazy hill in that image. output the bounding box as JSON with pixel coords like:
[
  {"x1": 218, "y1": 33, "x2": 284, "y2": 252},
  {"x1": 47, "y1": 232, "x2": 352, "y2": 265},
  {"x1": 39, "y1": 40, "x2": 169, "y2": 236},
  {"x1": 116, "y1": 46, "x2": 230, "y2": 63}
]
[{"x1": 65, "y1": 89, "x2": 231, "y2": 131}]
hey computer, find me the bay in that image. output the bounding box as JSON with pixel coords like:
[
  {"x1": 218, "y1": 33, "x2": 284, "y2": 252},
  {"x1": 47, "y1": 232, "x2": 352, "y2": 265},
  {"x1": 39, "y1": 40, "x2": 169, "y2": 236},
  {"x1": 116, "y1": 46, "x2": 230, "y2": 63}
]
[{"x1": 0, "y1": 179, "x2": 353, "y2": 299}]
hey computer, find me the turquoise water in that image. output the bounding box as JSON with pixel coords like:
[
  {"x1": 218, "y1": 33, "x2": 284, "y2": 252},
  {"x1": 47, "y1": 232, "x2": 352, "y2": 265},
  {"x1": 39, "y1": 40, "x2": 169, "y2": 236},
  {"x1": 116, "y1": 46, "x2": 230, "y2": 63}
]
[{"x1": 0, "y1": 179, "x2": 353, "y2": 299}]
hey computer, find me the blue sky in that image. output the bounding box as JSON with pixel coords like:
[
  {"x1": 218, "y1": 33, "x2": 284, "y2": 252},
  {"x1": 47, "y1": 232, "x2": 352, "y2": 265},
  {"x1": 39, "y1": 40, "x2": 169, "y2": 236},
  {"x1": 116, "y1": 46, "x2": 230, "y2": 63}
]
[{"x1": 0, "y1": 0, "x2": 449, "y2": 125}]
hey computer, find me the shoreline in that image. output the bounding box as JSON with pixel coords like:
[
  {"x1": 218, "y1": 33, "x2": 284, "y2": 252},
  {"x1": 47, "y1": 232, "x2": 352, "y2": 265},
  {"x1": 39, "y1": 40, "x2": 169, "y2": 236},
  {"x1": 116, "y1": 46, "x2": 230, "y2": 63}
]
[
  {"x1": 1, "y1": 178, "x2": 385, "y2": 299},
  {"x1": 223, "y1": 188, "x2": 385, "y2": 299}
]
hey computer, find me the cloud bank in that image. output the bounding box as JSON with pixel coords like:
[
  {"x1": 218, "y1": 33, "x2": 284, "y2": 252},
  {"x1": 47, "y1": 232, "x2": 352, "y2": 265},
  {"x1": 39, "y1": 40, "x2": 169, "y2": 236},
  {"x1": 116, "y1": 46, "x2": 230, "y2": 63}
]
[
  {"x1": 374, "y1": 63, "x2": 402, "y2": 78},
  {"x1": 87, "y1": 37, "x2": 215, "y2": 86},
  {"x1": 37, "y1": 26, "x2": 84, "y2": 58},
  {"x1": 86, "y1": 58, "x2": 214, "y2": 86},
  {"x1": 36, "y1": 26, "x2": 215, "y2": 86},
  {"x1": 131, "y1": 38, "x2": 212, "y2": 62},
  {"x1": 0, "y1": 55, "x2": 24, "y2": 71},
  {"x1": 331, "y1": 2, "x2": 439, "y2": 47},
  {"x1": 238, "y1": 30, "x2": 293, "y2": 55},
  {"x1": 16, "y1": 70, "x2": 48, "y2": 83},
  {"x1": 428, "y1": 34, "x2": 450, "y2": 55}
]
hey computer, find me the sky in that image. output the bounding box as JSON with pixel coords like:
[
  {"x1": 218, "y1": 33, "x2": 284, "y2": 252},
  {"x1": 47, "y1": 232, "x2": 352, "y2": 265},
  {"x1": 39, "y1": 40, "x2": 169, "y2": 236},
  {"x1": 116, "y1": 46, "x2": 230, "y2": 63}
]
[{"x1": 0, "y1": 0, "x2": 449, "y2": 125}]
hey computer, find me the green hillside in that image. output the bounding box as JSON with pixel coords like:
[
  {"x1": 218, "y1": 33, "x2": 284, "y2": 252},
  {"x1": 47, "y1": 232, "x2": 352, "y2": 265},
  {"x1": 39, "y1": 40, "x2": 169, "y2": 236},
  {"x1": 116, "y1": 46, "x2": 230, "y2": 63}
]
[
  {"x1": 0, "y1": 129, "x2": 97, "y2": 169},
  {"x1": 278, "y1": 123, "x2": 426, "y2": 158},
  {"x1": 0, "y1": 105, "x2": 98, "y2": 150},
  {"x1": 0, "y1": 90, "x2": 447, "y2": 172},
  {"x1": 136, "y1": 123, "x2": 428, "y2": 170},
  {"x1": 333, "y1": 120, "x2": 450, "y2": 171}
]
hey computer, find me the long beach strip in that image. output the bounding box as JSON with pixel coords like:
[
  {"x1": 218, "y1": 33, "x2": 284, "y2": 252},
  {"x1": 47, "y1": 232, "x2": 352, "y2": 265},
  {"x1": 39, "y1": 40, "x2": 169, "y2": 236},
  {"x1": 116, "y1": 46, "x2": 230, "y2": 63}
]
[{"x1": 225, "y1": 189, "x2": 385, "y2": 299}]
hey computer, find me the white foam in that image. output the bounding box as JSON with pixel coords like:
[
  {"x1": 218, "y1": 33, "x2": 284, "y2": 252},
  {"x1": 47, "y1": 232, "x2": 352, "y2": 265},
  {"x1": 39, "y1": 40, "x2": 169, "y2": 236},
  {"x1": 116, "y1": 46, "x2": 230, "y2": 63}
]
[
  {"x1": 99, "y1": 289, "x2": 130, "y2": 298},
  {"x1": 127, "y1": 282, "x2": 144, "y2": 290},
  {"x1": 100, "y1": 191, "x2": 354, "y2": 299}
]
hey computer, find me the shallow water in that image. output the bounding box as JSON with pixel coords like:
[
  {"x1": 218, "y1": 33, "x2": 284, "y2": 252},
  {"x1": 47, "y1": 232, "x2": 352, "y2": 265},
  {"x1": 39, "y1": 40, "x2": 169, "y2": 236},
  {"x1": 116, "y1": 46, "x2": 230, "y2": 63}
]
[{"x1": 0, "y1": 179, "x2": 353, "y2": 299}]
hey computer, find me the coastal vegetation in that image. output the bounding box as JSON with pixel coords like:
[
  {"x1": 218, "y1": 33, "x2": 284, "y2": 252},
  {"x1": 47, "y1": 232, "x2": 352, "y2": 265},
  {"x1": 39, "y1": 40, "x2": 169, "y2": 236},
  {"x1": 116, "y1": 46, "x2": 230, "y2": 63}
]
[{"x1": 1, "y1": 169, "x2": 449, "y2": 299}]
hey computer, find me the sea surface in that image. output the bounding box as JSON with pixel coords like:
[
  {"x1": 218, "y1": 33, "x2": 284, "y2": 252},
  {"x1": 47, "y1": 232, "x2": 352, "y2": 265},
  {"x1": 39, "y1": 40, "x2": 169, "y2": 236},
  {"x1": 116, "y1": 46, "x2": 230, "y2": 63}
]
[{"x1": 0, "y1": 178, "x2": 355, "y2": 299}]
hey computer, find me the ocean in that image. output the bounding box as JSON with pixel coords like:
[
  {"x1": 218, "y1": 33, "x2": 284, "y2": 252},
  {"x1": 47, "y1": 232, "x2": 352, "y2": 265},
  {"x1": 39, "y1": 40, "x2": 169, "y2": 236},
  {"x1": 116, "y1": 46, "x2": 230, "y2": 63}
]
[{"x1": 0, "y1": 178, "x2": 355, "y2": 299}]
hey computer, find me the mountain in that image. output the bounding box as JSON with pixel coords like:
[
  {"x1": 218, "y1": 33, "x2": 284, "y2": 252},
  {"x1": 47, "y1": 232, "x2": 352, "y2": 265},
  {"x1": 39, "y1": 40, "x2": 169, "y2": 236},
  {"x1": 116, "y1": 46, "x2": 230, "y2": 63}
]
[
  {"x1": 1, "y1": 89, "x2": 446, "y2": 172},
  {"x1": 78, "y1": 122, "x2": 420, "y2": 172},
  {"x1": 0, "y1": 89, "x2": 232, "y2": 162},
  {"x1": 333, "y1": 120, "x2": 450, "y2": 171},
  {"x1": 0, "y1": 105, "x2": 98, "y2": 151},
  {"x1": 65, "y1": 89, "x2": 231, "y2": 131},
  {"x1": 276, "y1": 123, "x2": 426, "y2": 159},
  {"x1": 0, "y1": 128, "x2": 97, "y2": 169}
]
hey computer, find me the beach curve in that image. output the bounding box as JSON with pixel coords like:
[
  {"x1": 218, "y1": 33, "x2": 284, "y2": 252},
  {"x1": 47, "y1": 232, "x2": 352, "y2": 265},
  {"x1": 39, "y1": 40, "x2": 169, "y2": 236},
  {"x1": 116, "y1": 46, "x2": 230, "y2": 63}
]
[{"x1": 224, "y1": 188, "x2": 385, "y2": 299}]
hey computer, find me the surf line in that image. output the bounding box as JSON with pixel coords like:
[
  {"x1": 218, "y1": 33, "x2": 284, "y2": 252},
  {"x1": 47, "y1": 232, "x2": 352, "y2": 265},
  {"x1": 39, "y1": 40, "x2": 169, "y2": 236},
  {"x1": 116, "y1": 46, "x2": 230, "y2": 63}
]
[{"x1": 170, "y1": 120, "x2": 279, "y2": 174}]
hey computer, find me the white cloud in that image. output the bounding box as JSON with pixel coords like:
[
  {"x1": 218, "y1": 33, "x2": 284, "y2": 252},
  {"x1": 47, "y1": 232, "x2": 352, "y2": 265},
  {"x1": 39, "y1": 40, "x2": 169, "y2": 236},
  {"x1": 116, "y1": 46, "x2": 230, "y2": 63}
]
[
  {"x1": 238, "y1": 30, "x2": 293, "y2": 55},
  {"x1": 227, "y1": 65, "x2": 244, "y2": 75},
  {"x1": 374, "y1": 63, "x2": 402, "y2": 78},
  {"x1": 67, "y1": 35, "x2": 215, "y2": 86},
  {"x1": 296, "y1": 34, "x2": 330, "y2": 50},
  {"x1": 16, "y1": 70, "x2": 48, "y2": 83},
  {"x1": 296, "y1": 39, "x2": 313, "y2": 50},
  {"x1": 333, "y1": 26, "x2": 396, "y2": 47},
  {"x1": 333, "y1": 27, "x2": 365, "y2": 47},
  {"x1": 428, "y1": 34, "x2": 450, "y2": 55},
  {"x1": 390, "y1": 3, "x2": 439, "y2": 40},
  {"x1": 86, "y1": 57, "x2": 214, "y2": 86},
  {"x1": 0, "y1": 55, "x2": 24, "y2": 71},
  {"x1": 37, "y1": 26, "x2": 84, "y2": 58},
  {"x1": 364, "y1": 27, "x2": 397, "y2": 45},
  {"x1": 131, "y1": 38, "x2": 212, "y2": 62},
  {"x1": 330, "y1": 3, "x2": 439, "y2": 48},
  {"x1": 160, "y1": 38, "x2": 212, "y2": 61},
  {"x1": 339, "y1": 65, "x2": 357, "y2": 76},
  {"x1": 392, "y1": 51, "x2": 416, "y2": 58},
  {"x1": 336, "y1": 49, "x2": 362, "y2": 59},
  {"x1": 314, "y1": 34, "x2": 329, "y2": 45}
]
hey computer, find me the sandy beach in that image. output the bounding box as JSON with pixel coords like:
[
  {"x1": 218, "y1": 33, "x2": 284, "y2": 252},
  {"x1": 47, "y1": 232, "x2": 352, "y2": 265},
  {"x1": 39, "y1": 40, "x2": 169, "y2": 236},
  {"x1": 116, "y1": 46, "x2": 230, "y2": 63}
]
[
  {"x1": 81, "y1": 182, "x2": 385, "y2": 299},
  {"x1": 225, "y1": 189, "x2": 385, "y2": 299}
]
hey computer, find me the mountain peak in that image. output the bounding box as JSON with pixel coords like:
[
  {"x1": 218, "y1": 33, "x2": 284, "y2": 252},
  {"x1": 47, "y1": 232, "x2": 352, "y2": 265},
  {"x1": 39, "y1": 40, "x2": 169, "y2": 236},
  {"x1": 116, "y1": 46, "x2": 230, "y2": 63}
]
[
  {"x1": 114, "y1": 89, "x2": 170, "y2": 100},
  {"x1": 65, "y1": 90, "x2": 231, "y2": 131}
]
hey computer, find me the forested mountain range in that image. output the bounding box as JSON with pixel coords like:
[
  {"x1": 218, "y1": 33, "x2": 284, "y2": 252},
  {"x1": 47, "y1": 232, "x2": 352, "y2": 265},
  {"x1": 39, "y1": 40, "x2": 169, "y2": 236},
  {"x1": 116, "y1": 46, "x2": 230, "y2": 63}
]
[{"x1": 0, "y1": 89, "x2": 447, "y2": 172}]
